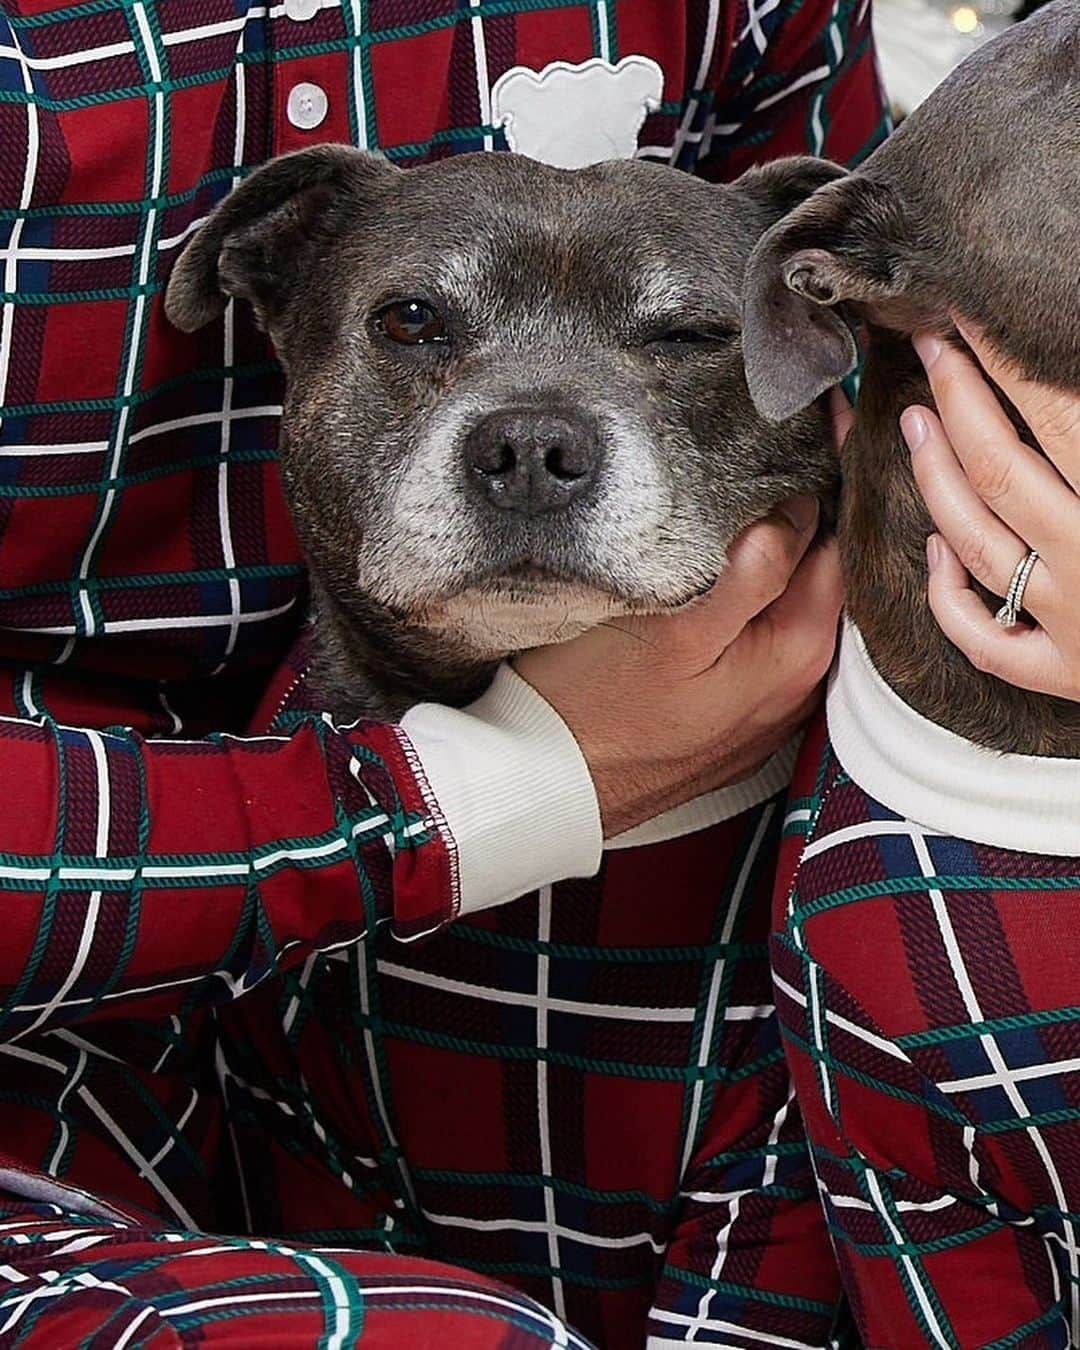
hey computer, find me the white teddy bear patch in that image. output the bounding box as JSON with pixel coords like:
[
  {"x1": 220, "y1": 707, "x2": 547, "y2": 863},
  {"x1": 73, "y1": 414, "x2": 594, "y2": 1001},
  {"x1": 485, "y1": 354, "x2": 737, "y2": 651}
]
[{"x1": 490, "y1": 56, "x2": 665, "y2": 170}]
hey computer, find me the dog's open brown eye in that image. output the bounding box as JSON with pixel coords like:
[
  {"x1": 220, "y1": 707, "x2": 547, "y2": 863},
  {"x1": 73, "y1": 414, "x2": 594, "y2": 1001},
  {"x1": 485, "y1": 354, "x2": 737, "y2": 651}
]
[{"x1": 377, "y1": 300, "x2": 447, "y2": 346}]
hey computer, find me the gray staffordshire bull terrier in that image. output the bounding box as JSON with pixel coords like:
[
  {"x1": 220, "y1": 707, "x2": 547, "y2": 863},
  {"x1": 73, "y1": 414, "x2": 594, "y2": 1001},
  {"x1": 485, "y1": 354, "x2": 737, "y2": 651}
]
[
  {"x1": 165, "y1": 149, "x2": 842, "y2": 718},
  {"x1": 742, "y1": 0, "x2": 1080, "y2": 756}
]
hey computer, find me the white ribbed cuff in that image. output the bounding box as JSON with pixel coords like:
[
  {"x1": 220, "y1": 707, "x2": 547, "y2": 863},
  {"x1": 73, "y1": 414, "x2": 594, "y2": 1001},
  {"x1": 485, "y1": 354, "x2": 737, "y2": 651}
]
[
  {"x1": 828, "y1": 621, "x2": 1080, "y2": 856},
  {"x1": 401, "y1": 664, "x2": 603, "y2": 915}
]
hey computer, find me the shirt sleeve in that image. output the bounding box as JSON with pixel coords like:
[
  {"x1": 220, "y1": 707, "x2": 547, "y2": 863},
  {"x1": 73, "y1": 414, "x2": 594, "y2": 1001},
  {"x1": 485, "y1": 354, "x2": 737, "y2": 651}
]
[
  {"x1": 701, "y1": 0, "x2": 890, "y2": 179},
  {"x1": 0, "y1": 667, "x2": 601, "y2": 1042}
]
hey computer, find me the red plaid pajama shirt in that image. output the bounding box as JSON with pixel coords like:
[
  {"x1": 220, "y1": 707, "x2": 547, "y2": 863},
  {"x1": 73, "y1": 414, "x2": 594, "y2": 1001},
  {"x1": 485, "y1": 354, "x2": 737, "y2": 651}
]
[
  {"x1": 775, "y1": 683, "x2": 1080, "y2": 1348},
  {"x1": 0, "y1": 0, "x2": 886, "y2": 1344}
]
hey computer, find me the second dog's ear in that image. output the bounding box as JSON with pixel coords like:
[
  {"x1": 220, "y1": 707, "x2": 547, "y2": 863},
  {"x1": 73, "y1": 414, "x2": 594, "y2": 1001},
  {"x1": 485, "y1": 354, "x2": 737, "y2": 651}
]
[
  {"x1": 741, "y1": 173, "x2": 912, "y2": 422},
  {"x1": 165, "y1": 145, "x2": 398, "y2": 332}
]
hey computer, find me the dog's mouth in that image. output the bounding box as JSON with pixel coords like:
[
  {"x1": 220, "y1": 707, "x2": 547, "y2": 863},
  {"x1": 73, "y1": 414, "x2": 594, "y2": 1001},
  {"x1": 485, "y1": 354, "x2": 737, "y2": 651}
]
[
  {"x1": 487, "y1": 562, "x2": 585, "y2": 592},
  {"x1": 406, "y1": 559, "x2": 719, "y2": 658},
  {"x1": 478, "y1": 560, "x2": 715, "y2": 606}
]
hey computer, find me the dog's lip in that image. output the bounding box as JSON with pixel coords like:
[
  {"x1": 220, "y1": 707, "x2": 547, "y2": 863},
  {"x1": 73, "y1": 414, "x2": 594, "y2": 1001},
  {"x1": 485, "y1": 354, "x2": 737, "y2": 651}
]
[
  {"x1": 495, "y1": 563, "x2": 570, "y2": 585},
  {"x1": 476, "y1": 565, "x2": 718, "y2": 610}
]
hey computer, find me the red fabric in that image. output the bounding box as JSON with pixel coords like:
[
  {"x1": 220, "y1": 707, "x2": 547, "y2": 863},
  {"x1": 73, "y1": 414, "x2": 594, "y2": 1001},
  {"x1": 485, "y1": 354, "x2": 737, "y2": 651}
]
[{"x1": 774, "y1": 714, "x2": 1080, "y2": 1349}]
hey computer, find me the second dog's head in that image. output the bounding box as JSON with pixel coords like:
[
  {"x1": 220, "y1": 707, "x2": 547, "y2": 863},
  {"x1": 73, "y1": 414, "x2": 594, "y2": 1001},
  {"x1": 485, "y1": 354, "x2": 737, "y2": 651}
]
[{"x1": 166, "y1": 147, "x2": 840, "y2": 692}]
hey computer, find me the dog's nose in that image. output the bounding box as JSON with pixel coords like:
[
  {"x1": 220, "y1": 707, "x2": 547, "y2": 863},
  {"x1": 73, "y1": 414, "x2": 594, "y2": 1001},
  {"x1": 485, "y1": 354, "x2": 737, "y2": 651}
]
[{"x1": 465, "y1": 409, "x2": 600, "y2": 514}]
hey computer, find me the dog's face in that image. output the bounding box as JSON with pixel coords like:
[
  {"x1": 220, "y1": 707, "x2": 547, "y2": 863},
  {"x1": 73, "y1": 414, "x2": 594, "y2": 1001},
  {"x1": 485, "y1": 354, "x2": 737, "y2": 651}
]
[{"x1": 167, "y1": 148, "x2": 840, "y2": 663}]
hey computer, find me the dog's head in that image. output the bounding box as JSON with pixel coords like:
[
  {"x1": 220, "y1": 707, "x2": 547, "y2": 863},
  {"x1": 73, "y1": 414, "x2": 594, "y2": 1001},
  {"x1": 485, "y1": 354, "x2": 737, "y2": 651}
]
[
  {"x1": 166, "y1": 147, "x2": 842, "y2": 674},
  {"x1": 741, "y1": 0, "x2": 1079, "y2": 424}
]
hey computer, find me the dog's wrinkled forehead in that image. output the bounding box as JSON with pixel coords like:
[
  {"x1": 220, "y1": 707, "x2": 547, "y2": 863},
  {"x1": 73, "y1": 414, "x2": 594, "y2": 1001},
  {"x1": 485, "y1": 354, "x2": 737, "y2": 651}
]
[{"x1": 335, "y1": 155, "x2": 749, "y2": 327}]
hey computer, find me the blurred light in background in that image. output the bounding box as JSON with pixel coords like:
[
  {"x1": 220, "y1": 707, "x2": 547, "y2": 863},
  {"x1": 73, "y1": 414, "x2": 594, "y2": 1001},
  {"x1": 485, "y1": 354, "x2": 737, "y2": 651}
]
[
  {"x1": 950, "y1": 5, "x2": 981, "y2": 32},
  {"x1": 873, "y1": 0, "x2": 1019, "y2": 116}
]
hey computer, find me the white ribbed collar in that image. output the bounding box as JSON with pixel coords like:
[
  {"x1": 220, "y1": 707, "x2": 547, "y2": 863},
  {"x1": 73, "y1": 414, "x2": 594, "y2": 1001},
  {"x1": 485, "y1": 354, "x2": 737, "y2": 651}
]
[{"x1": 828, "y1": 621, "x2": 1080, "y2": 857}]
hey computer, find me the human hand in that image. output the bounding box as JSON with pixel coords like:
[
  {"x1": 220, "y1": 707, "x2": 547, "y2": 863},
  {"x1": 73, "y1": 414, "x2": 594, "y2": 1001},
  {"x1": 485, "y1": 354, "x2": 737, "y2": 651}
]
[
  {"x1": 904, "y1": 326, "x2": 1080, "y2": 702},
  {"x1": 514, "y1": 499, "x2": 841, "y2": 837}
]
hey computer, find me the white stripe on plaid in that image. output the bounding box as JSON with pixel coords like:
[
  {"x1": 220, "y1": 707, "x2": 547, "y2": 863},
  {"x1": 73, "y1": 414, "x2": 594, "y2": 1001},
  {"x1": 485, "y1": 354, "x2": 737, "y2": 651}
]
[
  {"x1": 211, "y1": 16, "x2": 252, "y2": 674},
  {"x1": 346, "y1": 0, "x2": 370, "y2": 149},
  {"x1": 800, "y1": 817, "x2": 945, "y2": 860},
  {"x1": 0, "y1": 2, "x2": 339, "y2": 75},
  {"x1": 69, "y1": 2, "x2": 167, "y2": 653},
  {"x1": 648, "y1": 1307, "x2": 821, "y2": 1349},
  {"x1": 742, "y1": 0, "x2": 780, "y2": 53},
  {"x1": 0, "y1": 1269, "x2": 148, "y2": 1338},
  {"x1": 0, "y1": 1039, "x2": 198, "y2": 1228},
  {"x1": 772, "y1": 970, "x2": 911, "y2": 1064},
  {"x1": 861, "y1": 1164, "x2": 953, "y2": 1350},
  {"x1": 11, "y1": 599, "x2": 297, "y2": 636},
  {"x1": 468, "y1": 1, "x2": 496, "y2": 154},
  {"x1": 669, "y1": 0, "x2": 720, "y2": 163},
  {"x1": 941, "y1": 1056, "x2": 1080, "y2": 1095},
  {"x1": 534, "y1": 885, "x2": 568, "y2": 1328},
  {"x1": 10, "y1": 730, "x2": 111, "y2": 1045},
  {"x1": 424, "y1": 1210, "x2": 666, "y2": 1254},
  {"x1": 355, "y1": 939, "x2": 420, "y2": 1217},
  {"x1": 378, "y1": 960, "x2": 699, "y2": 1022},
  {"x1": 682, "y1": 803, "x2": 774, "y2": 1335},
  {"x1": 595, "y1": 3, "x2": 612, "y2": 63}
]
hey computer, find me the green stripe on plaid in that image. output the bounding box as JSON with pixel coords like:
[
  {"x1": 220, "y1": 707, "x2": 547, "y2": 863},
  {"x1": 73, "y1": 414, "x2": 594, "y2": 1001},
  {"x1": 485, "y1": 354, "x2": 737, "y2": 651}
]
[
  {"x1": 660, "y1": 1264, "x2": 836, "y2": 1314},
  {"x1": 0, "y1": 449, "x2": 277, "y2": 499},
  {"x1": 412, "y1": 1168, "x2": 678, "y2": 1212},
  {"x1": 897, "y1": 1004, "x2": 1080, "y2": 1050},
  {"x1": 781, "y1": 1018, "x2": 971, "y2": 1127},
  {"x1": 448, "y1": 925, "x2": 769, "y2": 963},
  {"x1": 0, "y1": 363, "x2": 280, "y2": 418},
  {"x1": 797, "y1": 872, "x2": 1080, "y2": 925},
  {"x1": 350, "y1": 1018, "x2": 785, "y2": 1082},
  {"x1": 0, "y1": 821, "x2": 430, "y2": 893},
  {"x1": 0, "y1": 564, "x2": 303, "y2": 603}
]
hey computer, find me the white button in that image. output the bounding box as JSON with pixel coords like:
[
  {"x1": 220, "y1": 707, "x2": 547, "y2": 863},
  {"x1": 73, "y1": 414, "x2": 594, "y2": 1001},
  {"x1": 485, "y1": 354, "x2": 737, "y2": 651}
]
[
  {"x1": 286, "y1": 81, "x2": 328, "y2": 131},
  {"x1": 284, "y1": 0, "x2": 320, "y2": 21}
]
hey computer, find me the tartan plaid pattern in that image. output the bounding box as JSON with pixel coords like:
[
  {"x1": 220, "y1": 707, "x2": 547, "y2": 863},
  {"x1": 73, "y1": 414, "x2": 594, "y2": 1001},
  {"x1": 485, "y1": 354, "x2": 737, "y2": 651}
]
[
  {"x1": 0, "y1": 0, "x2": 887, "y2": 1344},
  {"x1": 214, "y1": 750, "x2": 848, "y2": 1349},
  {"x1": 773, "y1": 714, "x2": 1080, "y2": 1350},
  {"x1": 0, "y1": 1197, "x2": 594, "y2": 1347}
]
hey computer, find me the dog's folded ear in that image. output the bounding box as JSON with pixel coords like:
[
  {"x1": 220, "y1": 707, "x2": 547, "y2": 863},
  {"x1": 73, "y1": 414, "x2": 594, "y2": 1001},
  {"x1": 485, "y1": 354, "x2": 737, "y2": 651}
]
[
  {"x1": 734, "y1": 154, "x2": 849, "y2": 224},
  {"x1": 741, "y1": 172, "x2": 913, "y2": 423},
  {"x1": 165, "y1": 145, "x2": 398, "y2": 332}
]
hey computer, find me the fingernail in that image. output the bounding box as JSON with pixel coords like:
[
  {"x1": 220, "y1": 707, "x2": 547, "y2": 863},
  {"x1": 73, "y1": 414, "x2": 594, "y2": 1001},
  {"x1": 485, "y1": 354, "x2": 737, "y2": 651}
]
[
  {"x1": 901, "y1": 407, "x2": 929, "y2": 452},
  {"x1": 778, "y1": 494, "x2": 819, "y2": 532},
  {"x1": 913, "y1": 333, "x2": 943, "y2": 369},
  {"x1": 926, "y1": 534, "x2": 942, "y2": 571}
]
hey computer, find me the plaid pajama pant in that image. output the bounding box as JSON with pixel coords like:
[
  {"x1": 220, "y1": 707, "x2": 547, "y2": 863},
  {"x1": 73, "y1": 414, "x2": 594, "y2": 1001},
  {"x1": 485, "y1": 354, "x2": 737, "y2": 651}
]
[
  {"x1": 0, "y1": 1197, "x2": 591, "y2": 1347},
  {"x1": 775, "y1": 716, "x2": 1080, "y2": 1349}
]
